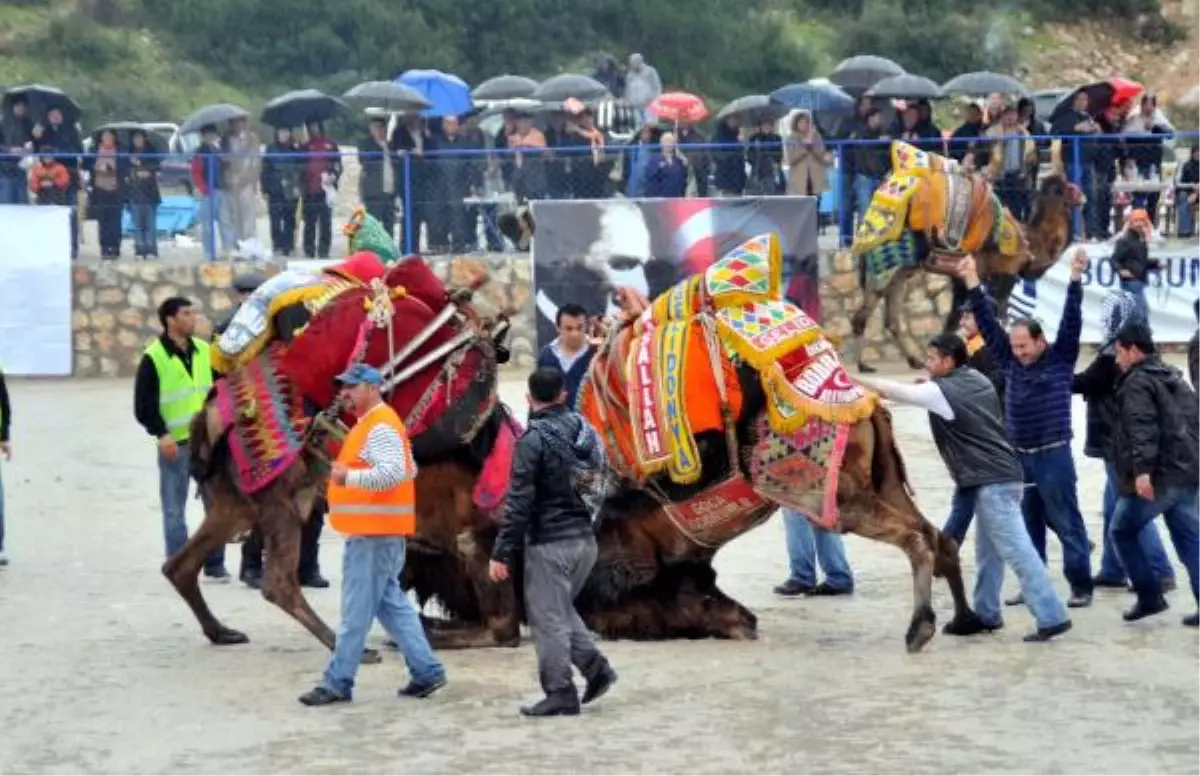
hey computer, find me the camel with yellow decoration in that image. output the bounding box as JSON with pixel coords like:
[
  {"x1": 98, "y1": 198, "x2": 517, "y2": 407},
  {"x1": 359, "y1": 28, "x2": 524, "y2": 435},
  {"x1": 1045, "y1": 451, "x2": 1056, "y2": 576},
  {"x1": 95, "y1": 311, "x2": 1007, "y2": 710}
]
[{"x1": 848, "y1": 140, "x2": 1080, "y2": 371}]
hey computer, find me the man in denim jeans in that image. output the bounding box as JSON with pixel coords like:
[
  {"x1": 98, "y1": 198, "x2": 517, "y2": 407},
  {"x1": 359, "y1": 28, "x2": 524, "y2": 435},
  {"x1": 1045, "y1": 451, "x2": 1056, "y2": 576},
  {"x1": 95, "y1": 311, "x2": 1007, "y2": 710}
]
[
  {"x1": 1109, "y1": 321, "x2": 1200, "y2": 628},
  {"x1": 299, "y1": 365, "x2": 446, "y2": 706},
  {"x1": 862, "y1": 334, "x2": 1072, "y2": 642},
  {"x1": 773, "y1": 509, "x2": 854, "y2": 596},
  {"x1": 133, "y1": 297, "x2": 227, "y2": 578},
  {"x1": 961, "y1": 251, "x2": 1094, "y2": 609}
]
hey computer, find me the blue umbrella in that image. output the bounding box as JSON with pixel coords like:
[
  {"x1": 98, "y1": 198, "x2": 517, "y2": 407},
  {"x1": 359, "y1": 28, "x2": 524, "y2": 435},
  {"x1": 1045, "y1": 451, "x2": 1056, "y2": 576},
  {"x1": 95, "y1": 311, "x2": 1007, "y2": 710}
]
[
  {"x1": 394, "y1": 69, "x2": 473, "y2": 118},
  {"x1": 770, "y1": 81, "x2": 855, "y2": 115}
]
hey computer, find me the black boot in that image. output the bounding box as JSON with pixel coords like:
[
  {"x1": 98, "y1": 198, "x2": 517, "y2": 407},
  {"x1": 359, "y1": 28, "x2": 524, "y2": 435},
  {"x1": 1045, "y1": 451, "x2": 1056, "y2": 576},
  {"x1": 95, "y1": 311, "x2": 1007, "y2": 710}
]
[
  {"x1": 942, "y1": 611, "x2": 1003, "y2": 636},
  {"x1": 239, "y1": 567, "x2": 262, "y2": 590},
  {"x1": 1123, "y1": 596, "x2": 1169, "y2": 622},
  {"x1": 520, "y1": 691, "x2": 580, "y2": 717},
  {"x1": 582, "y1": 662, "x2": 617, "y2": 705}
]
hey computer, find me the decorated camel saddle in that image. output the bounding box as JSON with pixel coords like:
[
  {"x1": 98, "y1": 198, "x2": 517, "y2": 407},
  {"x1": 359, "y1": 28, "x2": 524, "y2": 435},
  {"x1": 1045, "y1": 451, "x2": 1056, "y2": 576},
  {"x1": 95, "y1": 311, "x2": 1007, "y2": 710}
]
[
  {"x1": 579, "y1": 234, "x2": 877, "y2": 546},
  {"x1": 851, "y1": 140, "x2": 1026, "y2": 290},
  {"x1": 209, "y1": 210, "x2": 517, "y2": 513},
  {"x1": 212, "y1": 208, "x2": 402, "y2": 374}
]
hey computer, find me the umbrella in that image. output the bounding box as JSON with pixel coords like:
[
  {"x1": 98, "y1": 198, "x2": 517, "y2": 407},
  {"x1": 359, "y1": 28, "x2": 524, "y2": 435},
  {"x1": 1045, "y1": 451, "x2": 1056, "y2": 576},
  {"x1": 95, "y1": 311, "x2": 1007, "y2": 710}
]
[
  {"x1": 867, "y1": 74, "x2": 945, "y2": 100},
  {"x1": 647, "y1": 92, "x2": 708, "y2": 123},
  {"x1": 395, "y1": 69, "x2": 473, "y2": 118},
  {"x1": 828, "y1": 55, "x2": 905, "y2": 95},
  {"x1": 941, "y1": 71, "x2": 1028, "y2": 98},
  {"x1": 3, "y1": 84, "x2": 82, "y2": 123},
  {"x1": 531, "y1": 73, "x2": 609, "y2": 102},
  {"x1": 471, "y1": 74, "x2": 540, "y2": 101},
  {"x1": 342, "y1": 81, "x2": 432, "y2": 113},
  {"x1": 1052, "y1": 77, "x2": 1144, "y2": 123},
  {"x1": 261, "y1": 89, "x2": 348, "y2": 128},
  {"x1": 770, "y1": 81, "x2": 855, "y2": 114},
  {"x1": 716, "y1": 94, "x2": 786, "y2": 124},
  {"x1": 179, "y1": 103, "x2": 249, "y2": 134}
]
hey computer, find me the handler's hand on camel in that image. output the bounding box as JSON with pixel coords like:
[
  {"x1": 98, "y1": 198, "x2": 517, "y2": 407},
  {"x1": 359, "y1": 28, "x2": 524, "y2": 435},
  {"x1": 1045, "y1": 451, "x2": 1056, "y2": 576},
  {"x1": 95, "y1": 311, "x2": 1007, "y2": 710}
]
[
  {"x1": 330, "y1": 462, "x2": 349, "y2": 486},
  {"x1": 956, "y1": 256, "x2": 980, "y2": 289},
  {"x1": 1070, "y1": 248, "x2": 1088, "y2": 282},
  {"x1": 1135, "y1": 474, "x2": 1155, "y2": 502},
  {"x1": 158, "y1": 435, "x2": 178, "y2": 462},
  {"x1": 488, "y1": 559, "x2": 509, "y2": 583}
]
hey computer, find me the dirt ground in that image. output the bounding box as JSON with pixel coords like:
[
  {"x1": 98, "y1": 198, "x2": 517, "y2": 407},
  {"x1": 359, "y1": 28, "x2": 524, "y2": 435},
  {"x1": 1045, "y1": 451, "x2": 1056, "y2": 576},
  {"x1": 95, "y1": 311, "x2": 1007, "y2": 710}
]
[{"x1": 0, "y1": 375, "x2": 1196, "y2": 774}]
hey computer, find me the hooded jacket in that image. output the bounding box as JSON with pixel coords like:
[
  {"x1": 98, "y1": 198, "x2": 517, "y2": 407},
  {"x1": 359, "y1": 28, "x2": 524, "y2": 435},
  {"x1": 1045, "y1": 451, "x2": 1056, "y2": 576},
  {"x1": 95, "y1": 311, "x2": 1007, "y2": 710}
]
[
  {"x1": 1072, "y1": 291, "x2": 1139, "y2": 460},
  {"x1": 1113, "y1": 356, "x2": 1200, "y2": 495},
  {"x1": 492, "y1": 404, "x2": 605, "y2": 563}
]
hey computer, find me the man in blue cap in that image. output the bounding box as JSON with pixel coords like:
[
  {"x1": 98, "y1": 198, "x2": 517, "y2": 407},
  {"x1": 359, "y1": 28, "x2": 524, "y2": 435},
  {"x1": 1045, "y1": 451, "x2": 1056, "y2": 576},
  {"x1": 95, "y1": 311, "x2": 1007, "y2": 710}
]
[{"x1": 299, "y1": 363, "x2": 445, "y2": 706}]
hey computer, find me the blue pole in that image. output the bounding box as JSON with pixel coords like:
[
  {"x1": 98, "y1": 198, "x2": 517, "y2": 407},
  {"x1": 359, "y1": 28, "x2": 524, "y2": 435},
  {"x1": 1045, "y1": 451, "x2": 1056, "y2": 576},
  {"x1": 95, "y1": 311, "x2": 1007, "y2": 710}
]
[
  {"x1": 205, "y1": 153, "x2": 216, "y2": 261},
  {"x1": 837, "y1": 142, "x2": 852, "y2": 248},
  {"x1": 403, "y1": 154, "x2": 414, "y2": 255},
  {"x1": 1070, "y1": 136, "x2": 1083, "y2": 240}
]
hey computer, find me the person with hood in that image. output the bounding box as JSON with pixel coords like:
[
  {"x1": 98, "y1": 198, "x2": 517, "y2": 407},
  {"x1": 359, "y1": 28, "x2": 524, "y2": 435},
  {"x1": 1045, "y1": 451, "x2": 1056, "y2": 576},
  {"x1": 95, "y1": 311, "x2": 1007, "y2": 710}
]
[
  {"x1": 785, "y1": 111, "x2": 828, "y2": 197},
  {"x1": 711, "y1": 115, "x2": 745, "y2": 196},
  {"x1": 1176, "y1": 145, "x2": 1198, "y2": 239},
  {"x1": 489, "y1": 367, "x2": 617, "y2": 717},
  {"x1": 125, "y1": 129, "x2": 162, "y2": 259},
  {"x1": 1109, "y1": 320, "x2": 1200, "y2": 627},
  {"x1": 622, "y1": 122, "x2": 660, "y2": 197},
  {"x1": 1072, "y1": 291, "x2": 1175, "y2": 591},
  {"x1": 624, "y1": 53, "x2": 662, "y2": 110},
  {"x1": 592, "y1": 54, "x2": 625, "y2": 99},
  {"x1": 261, "y1": 127, "x2": 301, "y2": 257},
  {"x1": 221, "y1": 117, "x2": 261, "y2": 252},
  {"x1": 0, "y1": 95, "x2": 34, "y2": 205},
  {"x1": 746, "y1": 118, "x2": 783, "y2": 195},
  {"x1": 1109, "y1": 208, "x2": 1158, "y2": 324}
]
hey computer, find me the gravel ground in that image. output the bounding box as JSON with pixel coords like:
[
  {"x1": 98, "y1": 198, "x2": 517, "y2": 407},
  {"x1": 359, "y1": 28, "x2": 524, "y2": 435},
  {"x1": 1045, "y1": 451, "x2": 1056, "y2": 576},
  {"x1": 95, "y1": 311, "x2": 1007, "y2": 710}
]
[{"x1": 0, "y1": 375, "x2": 1196, "y2": 774}]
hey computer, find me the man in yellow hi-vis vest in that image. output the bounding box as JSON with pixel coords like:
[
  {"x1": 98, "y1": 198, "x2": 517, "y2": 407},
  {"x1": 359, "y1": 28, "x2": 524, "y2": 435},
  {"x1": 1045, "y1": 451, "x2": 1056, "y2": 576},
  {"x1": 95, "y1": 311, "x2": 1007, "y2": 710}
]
[
  {"x1": 134, "y1": 297, "x2": 227, "y2": 579},
  {"x1": 299, "y1": 364, "x2": 445, "y2": 707}
]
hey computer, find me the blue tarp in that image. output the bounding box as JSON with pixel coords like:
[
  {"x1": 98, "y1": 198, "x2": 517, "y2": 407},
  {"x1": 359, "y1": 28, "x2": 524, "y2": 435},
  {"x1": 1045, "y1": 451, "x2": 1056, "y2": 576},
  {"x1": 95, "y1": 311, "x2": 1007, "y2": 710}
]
[{"x1": 120, "y1": 194, "x2": 198, "y2": 236}]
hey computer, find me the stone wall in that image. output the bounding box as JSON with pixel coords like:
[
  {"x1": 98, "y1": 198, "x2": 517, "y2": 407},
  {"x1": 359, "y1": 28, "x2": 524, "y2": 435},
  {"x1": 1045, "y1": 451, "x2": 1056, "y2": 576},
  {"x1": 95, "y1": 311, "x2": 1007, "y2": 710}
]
[{"x1": 71, "y1": 252, "x2": 950, "y2": 378}]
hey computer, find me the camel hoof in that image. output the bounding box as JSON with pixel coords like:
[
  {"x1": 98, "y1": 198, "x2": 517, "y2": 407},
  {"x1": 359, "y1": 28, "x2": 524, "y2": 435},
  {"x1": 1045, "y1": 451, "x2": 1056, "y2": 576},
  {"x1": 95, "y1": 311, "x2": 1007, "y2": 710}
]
[
  {"x1": 211, "y1": 627, "x2": 249, "y2": 646},
  {"x1": 905, "y1": 608, "x2": 937, "y2": 653},
  {"x1": 361, "y1": 648, "x2": 382, "y2": 665}
]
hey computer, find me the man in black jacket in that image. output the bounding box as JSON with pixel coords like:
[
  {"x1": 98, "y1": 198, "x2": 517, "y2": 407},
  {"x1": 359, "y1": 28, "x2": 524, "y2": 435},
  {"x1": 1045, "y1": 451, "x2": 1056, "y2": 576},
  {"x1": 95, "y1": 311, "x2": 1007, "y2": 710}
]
[
  {"x1": 1109, "y1": 210, "x2": 1158, "y2": 325},
  {"x1": 1110, "y1": 321, "x2": 1200, "y2": 627},
  {"x1": 1072, "y1": 291, "x2": 1174, "y2": 590},
  {"x1": 489, "y1": 367, "x2": 617, "y2": 716}
]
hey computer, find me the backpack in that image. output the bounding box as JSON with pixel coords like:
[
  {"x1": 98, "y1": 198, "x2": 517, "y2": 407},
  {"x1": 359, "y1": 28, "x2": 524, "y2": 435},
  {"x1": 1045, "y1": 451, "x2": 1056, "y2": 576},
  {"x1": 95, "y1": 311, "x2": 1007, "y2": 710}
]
[{"x1": 529, "y1": 414, "x2": 608, "y2": 524}]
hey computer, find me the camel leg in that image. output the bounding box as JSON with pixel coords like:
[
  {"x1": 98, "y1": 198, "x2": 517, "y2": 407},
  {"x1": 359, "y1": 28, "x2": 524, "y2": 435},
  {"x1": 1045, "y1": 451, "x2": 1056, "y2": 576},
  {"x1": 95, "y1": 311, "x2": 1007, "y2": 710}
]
[
  {"x1": 849, "y1": 283, "x2": 882, "y2": 373},
  {"x1": 931, "y1": 526, "x2": 973, "y2": 623},
  {"x1": 424, "y1": 542, "x2": 521, "y2": 650},
  {"x1": 847, "y1": 503, "x2": 938, "y2": 653},
  {"x1": 162, "y1": 511, "x2": 249, "y2": 646},
  {"x1": 883, "y1": 269, "x2": 925, "y2": 369}
]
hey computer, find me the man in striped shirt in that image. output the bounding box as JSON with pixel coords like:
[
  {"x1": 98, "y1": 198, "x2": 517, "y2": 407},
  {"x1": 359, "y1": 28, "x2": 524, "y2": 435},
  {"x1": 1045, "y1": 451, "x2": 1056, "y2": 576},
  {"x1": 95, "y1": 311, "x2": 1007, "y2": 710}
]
[{"x1": 960, "y1": 251, "x2": 1094, "y2": 608}]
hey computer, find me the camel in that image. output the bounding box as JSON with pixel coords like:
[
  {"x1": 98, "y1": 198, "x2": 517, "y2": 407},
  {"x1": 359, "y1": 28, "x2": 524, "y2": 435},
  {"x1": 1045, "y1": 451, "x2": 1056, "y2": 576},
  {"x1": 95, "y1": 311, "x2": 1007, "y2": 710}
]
[{"x1": 847, "y1": 142, "x2": 1080, "y2": 372}]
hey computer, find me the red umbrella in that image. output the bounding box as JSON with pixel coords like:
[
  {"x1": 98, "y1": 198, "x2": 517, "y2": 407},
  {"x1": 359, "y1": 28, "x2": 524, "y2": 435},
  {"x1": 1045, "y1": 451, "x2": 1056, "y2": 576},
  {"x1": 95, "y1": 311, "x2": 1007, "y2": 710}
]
[{"x1": 648, "y1": 92, "x2": 709, "y2": 123}]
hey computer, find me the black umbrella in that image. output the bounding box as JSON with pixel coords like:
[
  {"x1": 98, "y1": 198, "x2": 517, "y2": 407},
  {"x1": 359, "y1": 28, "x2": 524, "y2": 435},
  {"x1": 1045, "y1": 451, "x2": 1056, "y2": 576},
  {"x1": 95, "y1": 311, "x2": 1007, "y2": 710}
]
[
  {"x1": 180, "y1": 103, "x2": 250, "y2": 134},
  {"x1": 342, "y1": 81, "x2": 431, "y2": 113},
  {"x1": 867, "y1": 74, "x2": 945, "y2": 100},
  {"x1": 1050, "y1": 77, "x2": 1144, "y2": 124},
  {"x1": 531, "y1": 73, "x2": 609, "y2": 102},
  {"x1": 261, "y1": 89, "x2": 348, "y2": 128},
  {"x1": 716, "y1": 94, "x2": 786, "y2": 124},
  {"x1": 472, "y1": 74, "x2": 540, "y2": 101},
  {"x1": 3, "y1": 84, "x2": 82, "y2": 123},
  {"x1": 828, "y1": 55, "x2": 905, "y2": 95},
  {"x1": 941, "y1": 72, "x2": 1028, "y2": 98}
]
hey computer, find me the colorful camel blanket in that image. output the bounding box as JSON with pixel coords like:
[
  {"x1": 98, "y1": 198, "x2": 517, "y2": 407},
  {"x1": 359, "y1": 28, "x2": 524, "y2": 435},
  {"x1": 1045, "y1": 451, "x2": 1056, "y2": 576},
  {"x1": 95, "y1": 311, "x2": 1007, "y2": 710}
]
[
  {"x1": 750, "y1": 414, "x2": 849, "y2": 530},
  {"x1": 588, "y1": 233, "x2": 874, "y2": 488},
  {"x1": 214, "y1": 343, "x2": 310, "y2": 495},
  {"x1": 852, "y1": 141, "x2": 1025, "y2": 291}
]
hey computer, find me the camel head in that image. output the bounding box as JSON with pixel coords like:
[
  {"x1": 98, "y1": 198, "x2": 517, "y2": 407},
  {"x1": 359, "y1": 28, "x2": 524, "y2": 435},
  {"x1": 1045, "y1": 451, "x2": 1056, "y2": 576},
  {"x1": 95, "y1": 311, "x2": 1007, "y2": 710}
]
[{"x1": 1019, "y1": 172, "x2": 1081, "y2": 281}]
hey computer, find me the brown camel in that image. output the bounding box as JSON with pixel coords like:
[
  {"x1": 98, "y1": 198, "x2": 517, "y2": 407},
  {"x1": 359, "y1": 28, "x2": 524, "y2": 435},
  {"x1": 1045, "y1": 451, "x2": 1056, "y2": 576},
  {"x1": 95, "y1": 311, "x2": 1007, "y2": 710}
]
[{"x1": 849, "y1": 173, "x2": 1081, "y2": 371}]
